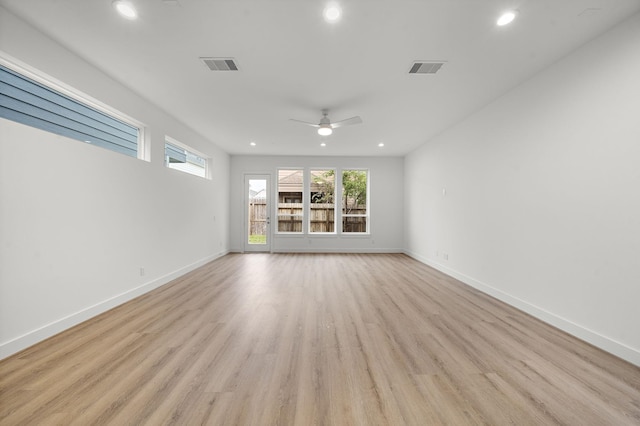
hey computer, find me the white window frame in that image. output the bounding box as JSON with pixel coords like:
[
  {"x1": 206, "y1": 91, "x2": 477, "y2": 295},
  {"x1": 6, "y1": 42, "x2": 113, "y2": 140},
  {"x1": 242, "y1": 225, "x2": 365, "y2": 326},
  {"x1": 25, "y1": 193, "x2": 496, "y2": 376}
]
[
  {"x1": 0, "y1": 53, "x2": 148, "y2": 161},
  {"x1": 164, "y1": 136, "x2": 210, "y2": 179},
  {"x1": 340, "y1": 168, "x2": 370, "y2": 235},
  {"x1": 276, "y1": 168, "x2": 305, "y2": 234},
  {"x1": 309, "y1": 168, "x2": 337, "y2": 234}
]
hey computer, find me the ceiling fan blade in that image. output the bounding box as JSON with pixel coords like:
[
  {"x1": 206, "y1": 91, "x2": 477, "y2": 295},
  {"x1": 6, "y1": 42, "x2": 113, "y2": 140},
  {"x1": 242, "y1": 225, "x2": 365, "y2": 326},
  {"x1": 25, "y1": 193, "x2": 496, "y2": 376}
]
[
  {"x1": 289, "y1": 118, "x2": 320, "y2": 128},
  {"x1": 330, "y1": 116, "x2": 362, "y2": 128}
]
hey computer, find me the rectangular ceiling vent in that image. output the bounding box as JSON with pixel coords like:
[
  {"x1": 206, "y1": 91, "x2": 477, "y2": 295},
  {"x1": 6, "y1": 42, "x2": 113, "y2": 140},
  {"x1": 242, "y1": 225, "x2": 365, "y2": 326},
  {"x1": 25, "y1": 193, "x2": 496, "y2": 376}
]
[
  {"x1": 200, "y1": 57, "x2": 239, "y2": 71},
  {"x1": 409, "y1": 61, "x2": 445, "y2": 74}
]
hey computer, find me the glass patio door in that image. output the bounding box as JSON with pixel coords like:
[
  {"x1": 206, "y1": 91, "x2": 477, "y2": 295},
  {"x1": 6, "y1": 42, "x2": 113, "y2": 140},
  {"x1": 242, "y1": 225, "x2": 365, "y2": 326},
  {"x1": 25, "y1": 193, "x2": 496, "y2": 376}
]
[{"x1": 244, "y1": 174, "x2": 271, "y2": 252}]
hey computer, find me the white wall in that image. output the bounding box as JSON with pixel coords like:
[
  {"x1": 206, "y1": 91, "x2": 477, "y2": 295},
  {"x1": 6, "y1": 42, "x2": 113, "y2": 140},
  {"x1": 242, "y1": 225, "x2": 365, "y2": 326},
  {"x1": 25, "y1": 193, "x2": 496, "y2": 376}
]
[
  {"x1": 230, "y1": 155, "x2": 404, "y2": 253},
  {"x1": 0, "y1": 8, "x2": 230, "y2": 359},
  {"x1": 404, "y1": 13, "x2": 640, "y2": 366}
]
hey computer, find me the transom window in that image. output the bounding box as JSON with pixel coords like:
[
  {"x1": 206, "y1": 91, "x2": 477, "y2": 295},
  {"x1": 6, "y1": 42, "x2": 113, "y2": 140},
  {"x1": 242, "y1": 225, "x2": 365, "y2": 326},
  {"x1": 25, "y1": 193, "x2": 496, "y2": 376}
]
[
  {"x1": 0, "y1": 63, "x2": 143, "y2": 159},
  {"x1": 165, "y1": 137, "x2": 208, "y2": 178}
]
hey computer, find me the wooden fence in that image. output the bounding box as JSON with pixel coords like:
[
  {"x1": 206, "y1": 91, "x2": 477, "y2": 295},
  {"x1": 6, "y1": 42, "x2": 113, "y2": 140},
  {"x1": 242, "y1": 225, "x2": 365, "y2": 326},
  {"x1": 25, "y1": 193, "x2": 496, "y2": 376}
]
[
  {"x1": 249, "y1": 198, "x2": 267, "y2": 236},
  {"x1": 249, "y1": 200, "x2": 366, "y2": 233}
]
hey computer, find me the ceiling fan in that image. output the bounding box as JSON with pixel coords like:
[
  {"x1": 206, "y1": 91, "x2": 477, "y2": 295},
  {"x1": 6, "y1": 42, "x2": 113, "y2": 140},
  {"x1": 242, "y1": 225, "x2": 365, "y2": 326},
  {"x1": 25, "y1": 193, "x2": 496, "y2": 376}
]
[{"x1": 290, "y1": 109, "x2": 362, "y2": 136}]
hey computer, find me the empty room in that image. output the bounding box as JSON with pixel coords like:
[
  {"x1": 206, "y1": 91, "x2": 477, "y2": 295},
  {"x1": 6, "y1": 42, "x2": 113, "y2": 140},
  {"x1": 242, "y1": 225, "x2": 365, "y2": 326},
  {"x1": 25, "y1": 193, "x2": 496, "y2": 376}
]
[{"x1": 1, "y1": 0, "x2": 639, "y2": 424}]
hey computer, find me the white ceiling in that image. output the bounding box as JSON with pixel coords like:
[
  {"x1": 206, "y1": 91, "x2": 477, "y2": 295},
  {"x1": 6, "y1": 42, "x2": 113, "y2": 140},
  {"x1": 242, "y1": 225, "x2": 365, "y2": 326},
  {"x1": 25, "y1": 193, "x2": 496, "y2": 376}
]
[{"x1": 2, "y1": 0, "x2": 639, "y2": 157}]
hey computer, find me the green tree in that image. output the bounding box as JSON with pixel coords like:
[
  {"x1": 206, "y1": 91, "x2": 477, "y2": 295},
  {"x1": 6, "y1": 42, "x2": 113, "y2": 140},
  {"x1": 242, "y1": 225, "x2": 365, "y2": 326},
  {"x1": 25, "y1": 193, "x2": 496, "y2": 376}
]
[
  {"x1": 342, "y1": 170, "x2": 367, "y2": 213},
  {"x1": 312, "y1": 170, "x2": 335, "y2": 203}
]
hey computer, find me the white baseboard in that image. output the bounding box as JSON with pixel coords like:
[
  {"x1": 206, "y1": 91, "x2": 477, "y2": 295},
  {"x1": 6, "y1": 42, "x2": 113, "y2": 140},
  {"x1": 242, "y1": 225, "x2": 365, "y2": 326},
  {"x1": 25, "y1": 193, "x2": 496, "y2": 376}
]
[
  {"x1": 0, "y1": 251, "x2": 228, "y2": 360},
  {"x1": 404, "y1": 250, "x2": 640, "y2": 367},
  {"x1": 271, "y1": 248, "x2": 404, "y2": 254}
]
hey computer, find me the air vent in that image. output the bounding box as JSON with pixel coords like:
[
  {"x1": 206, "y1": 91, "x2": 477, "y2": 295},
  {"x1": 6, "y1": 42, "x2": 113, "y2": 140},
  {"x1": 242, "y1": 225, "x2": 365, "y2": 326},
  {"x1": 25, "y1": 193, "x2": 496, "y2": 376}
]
[
  {"x1": 409, "y1": 61, "x2": 445, "y2": 74},
  {"x1": 200, "y1": 57, "x2": 239, "y2": 71}
]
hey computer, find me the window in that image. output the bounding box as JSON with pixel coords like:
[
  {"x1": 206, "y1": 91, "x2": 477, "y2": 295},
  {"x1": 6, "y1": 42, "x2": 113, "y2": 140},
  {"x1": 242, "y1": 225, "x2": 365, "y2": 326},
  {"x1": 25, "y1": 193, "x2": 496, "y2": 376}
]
[
  {"x1": 310, "y1": 169, "x2": 335, "y2": 233},
  {"x1": 165, "y1": 137, "x2": 208, "y2": 178},
  {"x1": 341, "y1": 169, "x2": 369, "y2": 233},
  {"x1": 0, "y1": 63, "x2": 142, "y2": 158},
  {"x1": 273, "y1": 168, "x2": 370, "y2": 235},
  {"x1": 277, "y1": 169, "x2": 303, "y2": 233}
]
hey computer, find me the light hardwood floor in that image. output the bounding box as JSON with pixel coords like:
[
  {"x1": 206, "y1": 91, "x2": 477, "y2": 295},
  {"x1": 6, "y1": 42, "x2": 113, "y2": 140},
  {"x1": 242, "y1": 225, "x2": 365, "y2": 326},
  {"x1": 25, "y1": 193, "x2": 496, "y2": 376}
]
[{"x1": 1, "y1": 253, "x2": 639, "y2": 425}]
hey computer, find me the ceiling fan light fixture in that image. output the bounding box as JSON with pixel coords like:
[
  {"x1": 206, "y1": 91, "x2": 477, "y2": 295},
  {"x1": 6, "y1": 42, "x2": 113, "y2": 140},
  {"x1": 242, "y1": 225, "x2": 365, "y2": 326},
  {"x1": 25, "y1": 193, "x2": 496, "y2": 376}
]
[
  {"x1": 318, "y1": 126, "x2": 333, "y2": 136},
  {"x1": 113, "y1": 0, "x2": 138, "y2": 19}
]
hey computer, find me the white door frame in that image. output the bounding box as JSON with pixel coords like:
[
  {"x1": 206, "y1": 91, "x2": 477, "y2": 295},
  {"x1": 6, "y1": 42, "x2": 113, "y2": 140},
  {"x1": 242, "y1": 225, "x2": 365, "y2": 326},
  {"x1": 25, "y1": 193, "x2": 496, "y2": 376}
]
[{"x1": 244, "y1": 174, "x2": 272, "y2": 252}]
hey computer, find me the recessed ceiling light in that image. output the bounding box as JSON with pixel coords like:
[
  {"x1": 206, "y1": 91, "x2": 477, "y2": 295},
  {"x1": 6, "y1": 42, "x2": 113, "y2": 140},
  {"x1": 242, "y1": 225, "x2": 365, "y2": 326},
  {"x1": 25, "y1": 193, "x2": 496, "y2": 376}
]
[
  {"x1": 250, "y1": 142, "x2": 256, "y2": 146},
  {"x1": 320, "y1": 142, "x2": 327, "y2": 147},
  {"x1": 378, "y1": 143, "x2": 384, "y2": 147},
  {"x1": 497, "y1": 10, "x2": 517, "y2": 26},
  {"x1": 113, "y1": 0, "x2": 138, "y2": 19},
  {"x1": 323, "y1": 4, "x2": 342, "y2": 22}
]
